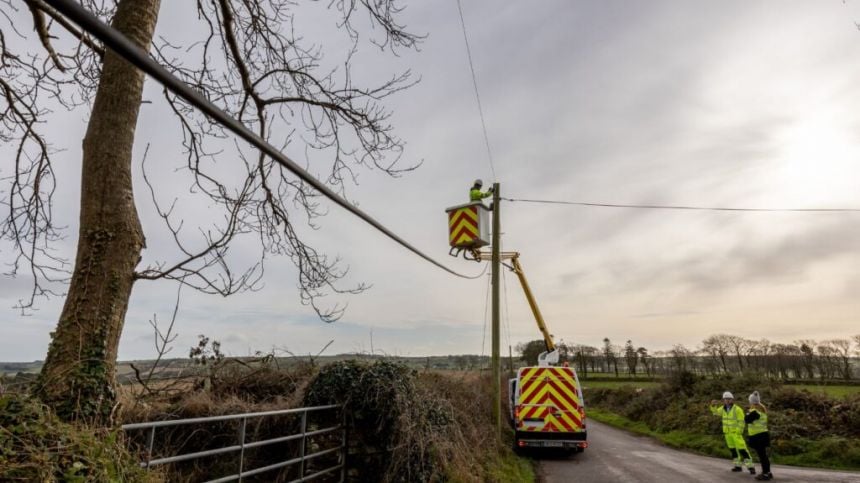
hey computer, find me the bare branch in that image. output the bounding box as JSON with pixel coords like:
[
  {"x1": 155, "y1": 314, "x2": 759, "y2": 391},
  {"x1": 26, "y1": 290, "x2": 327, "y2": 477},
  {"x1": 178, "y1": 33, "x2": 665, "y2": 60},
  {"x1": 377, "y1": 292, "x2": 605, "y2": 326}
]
[{"x1": 3, "y1": 0, "x2": 421, "y2": 323}]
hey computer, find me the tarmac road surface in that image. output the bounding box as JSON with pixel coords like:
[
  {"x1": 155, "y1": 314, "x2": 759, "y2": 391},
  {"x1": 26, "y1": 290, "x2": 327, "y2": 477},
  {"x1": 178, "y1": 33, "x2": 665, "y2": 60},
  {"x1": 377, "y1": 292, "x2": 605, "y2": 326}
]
[{"x1": 538, "y1": 420, "x2": 860, "y2": 483}]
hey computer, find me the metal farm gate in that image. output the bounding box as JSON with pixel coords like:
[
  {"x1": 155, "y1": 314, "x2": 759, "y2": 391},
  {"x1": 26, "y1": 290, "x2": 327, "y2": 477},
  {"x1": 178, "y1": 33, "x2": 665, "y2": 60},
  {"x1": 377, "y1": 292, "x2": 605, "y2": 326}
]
[{"x1": 122, "y1": 404, "x2": 345, "y2": 482}]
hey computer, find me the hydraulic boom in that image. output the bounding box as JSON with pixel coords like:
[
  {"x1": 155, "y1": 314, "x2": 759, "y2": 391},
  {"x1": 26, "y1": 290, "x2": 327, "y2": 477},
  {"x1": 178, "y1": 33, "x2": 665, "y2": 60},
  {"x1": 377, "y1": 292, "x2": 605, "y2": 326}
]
[{"x1": 476, "y1": 251, "x2": 558, "y2": 365}]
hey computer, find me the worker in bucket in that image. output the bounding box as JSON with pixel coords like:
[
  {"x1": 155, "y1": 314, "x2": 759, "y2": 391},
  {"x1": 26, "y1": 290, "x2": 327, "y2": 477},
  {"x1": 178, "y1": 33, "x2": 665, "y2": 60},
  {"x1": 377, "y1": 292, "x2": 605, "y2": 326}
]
[
  {"x1": 709, "y1": 391, "x2": 756, "y2": 474},
  {"x1": 746, "y1": 391, "x2": 772, "y2": 481},
  {"x1": 469, "y1": 179, "x2": 493, "y2": 202}
]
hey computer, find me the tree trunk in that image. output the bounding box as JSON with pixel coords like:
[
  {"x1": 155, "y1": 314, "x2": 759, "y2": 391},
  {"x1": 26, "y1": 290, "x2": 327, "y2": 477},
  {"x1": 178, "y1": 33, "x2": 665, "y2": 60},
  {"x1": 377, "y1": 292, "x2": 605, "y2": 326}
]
[{"x1": 36, "y1": 0, "x2": 161, "y2": 423}]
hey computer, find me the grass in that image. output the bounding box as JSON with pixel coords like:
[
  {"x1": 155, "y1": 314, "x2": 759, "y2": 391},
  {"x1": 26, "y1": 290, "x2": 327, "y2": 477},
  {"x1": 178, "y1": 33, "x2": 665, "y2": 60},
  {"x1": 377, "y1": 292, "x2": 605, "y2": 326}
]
[
  {"x1": 788, "y1": 384, "x2": 860, "y2": 399},
  {"x1": 478, "y1": 445, "x2": 535, "y2": 483},
  {"x1": 0, "y1": 394, "x2": 157, "y2": 482},
  {"x1": 581, "y1": 380, "x2": 661, "y2": 390},
  {"x1": 580, "y1": 380, "x2": 860, "y2": 398}
]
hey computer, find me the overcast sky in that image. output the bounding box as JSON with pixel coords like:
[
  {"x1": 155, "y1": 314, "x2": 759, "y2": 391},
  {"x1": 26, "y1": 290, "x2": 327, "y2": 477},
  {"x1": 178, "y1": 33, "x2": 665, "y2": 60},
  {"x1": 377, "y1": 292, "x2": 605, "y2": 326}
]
[{"x1": 2, "y1": 0, "x2": 860, "y2": 361}]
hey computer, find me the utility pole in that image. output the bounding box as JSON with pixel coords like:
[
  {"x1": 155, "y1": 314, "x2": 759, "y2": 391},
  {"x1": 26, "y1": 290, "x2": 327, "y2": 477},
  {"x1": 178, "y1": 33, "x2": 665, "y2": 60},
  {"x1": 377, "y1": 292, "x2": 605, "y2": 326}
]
[{"x1": 491, "y1": 182, "x2": 501, "y2": 434}]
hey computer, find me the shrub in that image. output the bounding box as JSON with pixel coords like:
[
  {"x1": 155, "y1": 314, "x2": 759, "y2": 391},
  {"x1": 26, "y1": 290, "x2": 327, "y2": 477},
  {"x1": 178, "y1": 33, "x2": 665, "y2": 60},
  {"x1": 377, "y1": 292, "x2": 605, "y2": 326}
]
[
  {"x1": 0, "y1": 394, "x2": 154, "y2": 482},
  {"x1": 303, "y1": 360, "x2": 451, "y2": 482},
  {"x1": 303, "y1": 361, "x2": 529, "y2": 483}
]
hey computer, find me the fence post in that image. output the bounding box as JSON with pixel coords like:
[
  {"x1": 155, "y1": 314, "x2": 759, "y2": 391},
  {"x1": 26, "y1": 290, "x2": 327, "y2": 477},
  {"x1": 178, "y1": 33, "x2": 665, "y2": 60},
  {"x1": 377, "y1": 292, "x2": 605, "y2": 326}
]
[
  {"x1": 238, "y1": 417, "x2": 247, "y2": 482},
  {"x1": 299, "y1": 410, "x2": 307, "y2": 480},
  {"x1": 146, "y1": 426, "x2": 156, "y2": 469}
]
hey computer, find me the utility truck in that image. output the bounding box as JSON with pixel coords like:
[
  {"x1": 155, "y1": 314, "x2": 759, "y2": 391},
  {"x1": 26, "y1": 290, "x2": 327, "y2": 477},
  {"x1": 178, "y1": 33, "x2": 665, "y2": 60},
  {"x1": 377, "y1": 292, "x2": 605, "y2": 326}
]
[
  {"x1": 480, "y1": 252, "x2": 588, "y2": 452},
  {"x1": 444, "y1": 201, "x2": 586, "y2": 452}
]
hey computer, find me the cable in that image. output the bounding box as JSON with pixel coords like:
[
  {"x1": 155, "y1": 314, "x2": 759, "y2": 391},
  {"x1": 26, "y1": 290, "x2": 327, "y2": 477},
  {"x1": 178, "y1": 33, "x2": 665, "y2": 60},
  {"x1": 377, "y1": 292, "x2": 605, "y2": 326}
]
[
  {"x1": 502, "y1": 197, "x2": 860, "y2": 213},
  {"x1": 500, "y1": 238, "x2": 512, "y2": 354},
  {"x1": 44, "y1": 0, "x2": 486, "y2": 280},
  {"x1": 455, "y1": 0, "x2": 496, "y2": 181},
  {"x1": 501, "y1": 258, "x2": 512, "y2": 356},
  {"x1": 480, "y1": 267, "x2": 491, "y2": 360}
]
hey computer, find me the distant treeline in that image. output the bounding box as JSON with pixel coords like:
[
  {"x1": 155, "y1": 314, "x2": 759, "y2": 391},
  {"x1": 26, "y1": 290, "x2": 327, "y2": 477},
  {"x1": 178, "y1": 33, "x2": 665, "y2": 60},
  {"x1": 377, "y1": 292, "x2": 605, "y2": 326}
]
[{"x1": 518, "y1": 333, "x2": 860, "y2": 381}]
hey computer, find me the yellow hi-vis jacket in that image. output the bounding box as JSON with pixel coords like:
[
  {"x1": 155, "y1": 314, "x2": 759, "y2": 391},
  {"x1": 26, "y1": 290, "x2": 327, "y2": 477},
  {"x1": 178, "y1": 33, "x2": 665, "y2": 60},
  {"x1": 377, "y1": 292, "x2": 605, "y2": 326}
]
[
  {"x1": 747, "y1": 407, "x2": 768, "y2": 436},
  {"x1": 710, "y1": 403, "x2": 746, "y2": 435},
  {"x1": 470, "y1": 188, "x2": 491, "y2": 201}
]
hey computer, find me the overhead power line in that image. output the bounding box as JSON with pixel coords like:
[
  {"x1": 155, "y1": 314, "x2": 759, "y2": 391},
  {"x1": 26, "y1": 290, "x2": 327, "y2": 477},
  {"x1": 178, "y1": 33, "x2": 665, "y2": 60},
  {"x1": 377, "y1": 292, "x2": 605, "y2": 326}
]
[
  {"x1": 502, "y1": 197, "x2": 860, "y2": 213},
  {"x1": 44, "y1": 0, "x2": 485, "y2": 280},
  {"x1": 455, "y1": 0, "x2": 496, "y2": 181}
]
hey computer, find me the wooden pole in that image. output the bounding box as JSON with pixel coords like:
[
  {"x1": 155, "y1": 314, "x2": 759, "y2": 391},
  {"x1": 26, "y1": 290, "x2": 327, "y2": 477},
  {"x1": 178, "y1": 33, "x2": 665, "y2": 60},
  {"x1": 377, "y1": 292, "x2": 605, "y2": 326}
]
[{"x1": 491, "y1": 182, "x2": 501, "y2": 434}]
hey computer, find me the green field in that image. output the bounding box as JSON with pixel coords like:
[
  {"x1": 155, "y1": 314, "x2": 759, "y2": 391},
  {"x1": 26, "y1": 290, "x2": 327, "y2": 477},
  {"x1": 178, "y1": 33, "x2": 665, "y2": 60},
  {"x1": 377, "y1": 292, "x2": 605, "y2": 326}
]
[
  {"x1": 581, "y1": 380, "x2": 661, "y2": 390},
  {"x1": 788, "y1": 384, "x2": 860, "y2": 399},
  {"x1": 581, "y1": 381, "x2": 860, "y2": 397}
]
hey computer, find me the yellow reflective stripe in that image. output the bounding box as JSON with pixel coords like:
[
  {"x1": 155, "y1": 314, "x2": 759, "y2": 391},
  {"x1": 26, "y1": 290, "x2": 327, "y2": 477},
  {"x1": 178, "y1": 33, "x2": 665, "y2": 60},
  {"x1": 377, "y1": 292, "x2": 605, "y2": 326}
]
[
  {"x1": 518, "y1": 368, "x2": 543, "y2": 403},
  {"x1": 534, "y1": 382, "x2": 577, "y2": 413},
  {"x1": 452, "y1": 232, "x2": 475, "y2": 244},
  {"x1": 529, "y1": 384, "x2": 550, "y2": 406},
  {"x1": 547, "y1": 370, "x2": 582, "y2": 408},
  {"x1": 558, "y1": 411, "x2": 583, "y2": 431},
  {"x1": 448, "y1": 207, "x2": 478, "y2": 228}
]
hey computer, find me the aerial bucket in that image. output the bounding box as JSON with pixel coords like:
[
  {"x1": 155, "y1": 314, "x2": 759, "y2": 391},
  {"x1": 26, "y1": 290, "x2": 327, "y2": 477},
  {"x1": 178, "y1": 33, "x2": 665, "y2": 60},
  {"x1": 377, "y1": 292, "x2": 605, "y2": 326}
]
[
  {"x1": 537, "y1": 350, "x2": 559, "y2": 367},
  {"x1": 445, "y1": 201, "x2": 491, "y2": 250}
]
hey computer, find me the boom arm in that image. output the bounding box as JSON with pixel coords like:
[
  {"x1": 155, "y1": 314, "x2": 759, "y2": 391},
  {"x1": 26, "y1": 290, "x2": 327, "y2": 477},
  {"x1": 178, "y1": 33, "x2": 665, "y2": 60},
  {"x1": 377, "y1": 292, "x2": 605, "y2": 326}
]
[
  {"x1": 476, "y1": 250, "x2": 556, "y2": 353},
  {"x1": 510, "y1": 256, "x2": 556, "y2": 353}
]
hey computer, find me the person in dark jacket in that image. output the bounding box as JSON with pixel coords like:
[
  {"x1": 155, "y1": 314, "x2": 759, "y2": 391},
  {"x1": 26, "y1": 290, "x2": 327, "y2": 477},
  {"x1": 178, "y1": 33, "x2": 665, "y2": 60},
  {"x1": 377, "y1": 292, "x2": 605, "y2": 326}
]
[{"x1": 746, "y1": 391, "x2": 772, "y2": 481}]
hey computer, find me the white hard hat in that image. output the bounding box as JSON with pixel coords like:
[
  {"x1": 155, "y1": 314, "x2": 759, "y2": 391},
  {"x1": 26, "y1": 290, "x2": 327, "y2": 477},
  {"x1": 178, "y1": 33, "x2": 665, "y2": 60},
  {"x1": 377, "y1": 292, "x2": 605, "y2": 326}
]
[
  {"x1": 722, "y1": 391, "x2": 734, "y2": 399},
  {"x1": 474, "y1": 179, "x2": 483, "y2": 187}
]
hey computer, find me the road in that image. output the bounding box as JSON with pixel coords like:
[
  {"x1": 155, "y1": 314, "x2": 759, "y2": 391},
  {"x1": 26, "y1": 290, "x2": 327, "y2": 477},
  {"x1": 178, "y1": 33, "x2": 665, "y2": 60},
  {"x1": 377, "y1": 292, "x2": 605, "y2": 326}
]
[{"x1": 538, "y1": 420, "x2": 860, "y2": 483}]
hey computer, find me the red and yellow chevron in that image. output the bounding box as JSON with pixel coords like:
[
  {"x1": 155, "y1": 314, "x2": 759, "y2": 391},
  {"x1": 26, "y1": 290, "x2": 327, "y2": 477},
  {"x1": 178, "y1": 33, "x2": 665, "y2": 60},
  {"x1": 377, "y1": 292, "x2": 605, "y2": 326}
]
[
  {"x1": 448, "y1": 205, "x2": 479, "y2": 247},
  {"x1": 516, "y1": 367, "x2": 585, "y2": 433}
]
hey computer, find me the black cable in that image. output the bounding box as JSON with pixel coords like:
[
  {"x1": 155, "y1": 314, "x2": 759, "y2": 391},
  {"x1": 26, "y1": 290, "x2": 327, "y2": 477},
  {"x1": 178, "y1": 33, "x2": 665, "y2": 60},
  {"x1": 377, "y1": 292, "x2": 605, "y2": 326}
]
[
  {"x1": 455, "y1": 0, "x2": 496, "y2": 182},
  {"x1": 502, "y1": 197, "x2": 860, "y2": 213},
  {"x1": 43, "y1": 0, "x2": 485, "y2": 280}
]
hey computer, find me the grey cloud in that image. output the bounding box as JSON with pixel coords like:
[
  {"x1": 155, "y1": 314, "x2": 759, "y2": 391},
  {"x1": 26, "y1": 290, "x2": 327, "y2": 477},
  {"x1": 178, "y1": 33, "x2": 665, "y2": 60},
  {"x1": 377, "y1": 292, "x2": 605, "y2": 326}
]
[
  {"x1": 567, "y1": 216, "x2": 860, "y2": 299},
  {"x1": 629, "y1": 310, "x2": 701, "y2": 319},
  {"x1": 675, "y1": 220, "x2": 859, "y2": 293}
]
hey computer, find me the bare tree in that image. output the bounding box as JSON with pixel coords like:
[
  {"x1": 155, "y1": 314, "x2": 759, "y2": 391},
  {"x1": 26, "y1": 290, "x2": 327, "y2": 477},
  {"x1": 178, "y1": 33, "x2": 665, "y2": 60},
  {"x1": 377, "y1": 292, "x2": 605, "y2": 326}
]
[
  {"x1": 623, "y1": 339, "x2": 638, "y2": 376},
  {"x1": 571, "y1": 344, "x2": 597, "y2": 377},
  {"x1": 668, "y1": 344, "x2": 693, "y2": 374},
  {"x1": 701, "y1": 334, "x2": 731, "y2": 374},
  {"x1": 796, "y1": 340, "x2": 817, "y2": 379},
  {"x1": 724, "y1": 334, "x2": 750, "y2": 374},
  {"x1": 602, "y1": 337, "x2": 617, "y2": 375},
  {"x1": 769, "y1": 342, "x2": 798, "y2": 379},
  {"x1": 815, "y1": 342, "x2": 839, "y2": 380},
  {"x1": 2, "y1": 0, "x2": 420, "y2": 422},
  {"x1": 636, "y1": 346, "x2": 651, "y2": 377},
  {"x1": 827, "y1": 339, "x2": 853, "y2": 380}
]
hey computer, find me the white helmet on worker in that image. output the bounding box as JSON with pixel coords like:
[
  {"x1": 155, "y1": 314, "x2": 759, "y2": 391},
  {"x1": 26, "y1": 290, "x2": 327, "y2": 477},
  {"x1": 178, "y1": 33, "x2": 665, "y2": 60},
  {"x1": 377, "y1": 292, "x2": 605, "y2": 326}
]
[
  {"x1": 722, "y1": 391, "x2": 734, "y2": 399},
  {"x1": 473, "y1": 179, "x2": 483, "y2": 187}
]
